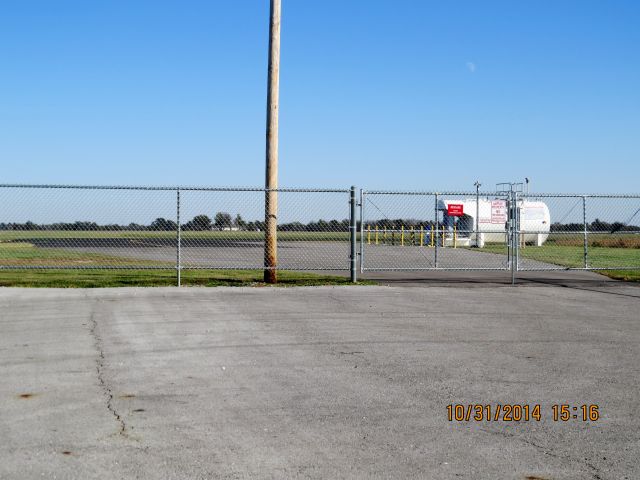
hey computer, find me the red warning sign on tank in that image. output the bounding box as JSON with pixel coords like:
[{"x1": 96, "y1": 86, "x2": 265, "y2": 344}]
[{"x1": 447, "y1": 204, "x2": 464, "y2": 216}]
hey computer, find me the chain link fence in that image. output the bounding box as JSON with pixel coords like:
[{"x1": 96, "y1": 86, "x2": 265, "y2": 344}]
[
  {"x1": 517, "y1": 194, "x2": 640, "y2": 271},
  {"x1": 1, "y1": 184, "x2": 639, "y2": 283},
  {"x1": 0, "y1": 185, "x2": 353, "y2": 280}
]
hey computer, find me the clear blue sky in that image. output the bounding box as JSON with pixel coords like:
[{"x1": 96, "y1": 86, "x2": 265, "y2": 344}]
[{"x1": 1, "y1": 1, "x2": 638, "y2": 192}]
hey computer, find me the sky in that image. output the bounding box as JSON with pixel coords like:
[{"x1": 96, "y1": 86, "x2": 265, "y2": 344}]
[{"x1": 1, "y1": 1, "x2": 639, "y2": 193}]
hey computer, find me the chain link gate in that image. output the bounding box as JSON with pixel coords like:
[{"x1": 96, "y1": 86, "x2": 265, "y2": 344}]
[
  {"x1": 359, "y1": 190, "x2": 640, "y2": 282},
  {"x1": 359, "y1": 190, "x2": 514, "y2": 273}
]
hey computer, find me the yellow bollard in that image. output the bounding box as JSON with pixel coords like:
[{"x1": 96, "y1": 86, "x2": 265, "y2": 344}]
[
  {"x1": 420, "y1": 226, "x2": 424, "y2": 246},
  {"x1": 383, "y1": 227, "x2": 387, "y2": 245},
  {"x1": 441, "y1": 226, "x2": 445, "y2": 247},
  {"x1": 430, "y1": 225, "x2": 434, "y2": 247},
  {"x1": 367, "y1": 225, "x2": 371, "y2": 245},
  {"x1": 375, "y1": 225, "x2": 379, "y2": 245},
  {"x1": 401, "y1": 225, "x2": 404, "y2": 246},
  {"x1": 410, "y1": 226, "x2": 414, "y2": 246},
  {"x1": 454, "y1": 224, "x2": 457, "y2": 248}
]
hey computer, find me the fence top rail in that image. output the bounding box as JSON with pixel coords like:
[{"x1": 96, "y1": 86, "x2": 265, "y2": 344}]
[
  {"x1": 363, "y1": 190, "x2": 505, "y2": 196},
  {"x1": 0, "y1": 184, "x2": 350, "y2": 193},
  {"x1": 1, "y1": 184, "x2": 637, "y2": 198},
  {"x1": 363, "y1": 190, "x2": 640, "y2": 198},
  {"x1": 521, "y1": 193, "x2": 640, "y2": 199}
]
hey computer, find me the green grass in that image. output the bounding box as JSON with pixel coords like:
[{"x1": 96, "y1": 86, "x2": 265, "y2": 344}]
[
  {"x1": 0, "y1": 242, "x2": 167, "y2": 267},
  {"x1": 0, "y1": 269, "x2": 371, "y2": 288},
  {"x1": 546, "y1": 233, "x2": 640, "y2": 249},
  {"x1": 480, "y1": 243, "x2": 640, "y2": 282},
  {"x1": 0, "y1": 242, "x2": 372, "y2": 287}
]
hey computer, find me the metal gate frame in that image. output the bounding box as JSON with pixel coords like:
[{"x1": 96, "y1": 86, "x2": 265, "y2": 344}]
[
  {"x1": 359, "y1": 189, "x2": 516, "y2": 274},
  {"x1": 359, "y1": 189, "x2": 640, "y2": 282}
]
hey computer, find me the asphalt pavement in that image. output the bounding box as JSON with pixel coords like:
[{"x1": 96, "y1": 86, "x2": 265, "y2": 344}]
[{"x1": 1, "y1": 284, "x2": 639, "y2": 479}]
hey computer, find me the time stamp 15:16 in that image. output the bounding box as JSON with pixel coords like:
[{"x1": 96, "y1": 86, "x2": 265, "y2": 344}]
[{"x1": 446, "y1": 404, "x2": 600, "y2": 422}]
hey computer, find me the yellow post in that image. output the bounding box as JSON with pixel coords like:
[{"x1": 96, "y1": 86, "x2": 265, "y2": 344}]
[
  {"x1": 401, "y1": 225, "x2": 404, "y2": 246},
  {"x1": 420, "y1": 226, "x2": 424, "y2": 246},
  {"x1": 367, "y1": 225, "x2": 371, "y2": 245},
  {"x1": 383, "y1": 227, "x2": 387, "y2": 245},
  {"x1": 454, "y1": 224, "x2": 457, "y2": 248},
  {"x1": 441, "y1": 226, "x2": 445, "y2": 247},
  {"x1": 430, "y1": 225, "x2": 434, "y2": 247},
  {"x1": 411, "y1": 226, "x2": 414, "y2": 246},
  {"x1": 375, "y1": 225, "x2": 379, "y2": 245}
]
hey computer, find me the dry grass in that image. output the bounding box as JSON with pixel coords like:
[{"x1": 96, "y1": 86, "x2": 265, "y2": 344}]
[{"x1": 549, "y1": 235, "x2": 640, "y2": 249}]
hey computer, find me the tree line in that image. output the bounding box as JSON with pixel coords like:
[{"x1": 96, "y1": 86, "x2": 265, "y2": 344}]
[
  {"x1": 0, "y1": 213, "x2": 351, "y2": 232},
  {"x1": 551, "y1": 219, "x2": 640, "y2": 233},
  {"x1": 2, "y1": 216, "x2": 637, "y2": 233}
]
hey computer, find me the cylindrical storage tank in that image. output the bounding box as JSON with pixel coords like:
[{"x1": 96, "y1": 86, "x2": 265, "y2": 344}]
[
  {"x1": 439, "y1": 198, "x2": 550, "y2": 245},
  {"x1": 518, "y1": 201, "x2": 550, "y2": 245}
]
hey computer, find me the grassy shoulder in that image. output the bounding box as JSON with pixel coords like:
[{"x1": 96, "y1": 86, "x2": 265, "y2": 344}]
[
  {"x1": 0, "y1": 269, "x2": 375, "y2": 288},
  {"x1": 0, "y1": 241, "x2": 373, "y2": 287},
  {"x1": 0, "y1": 242, "x2": 165, "y2": 266},
  {"x1": 480, "y1": 243, "x2": 640, "y2": 282}
]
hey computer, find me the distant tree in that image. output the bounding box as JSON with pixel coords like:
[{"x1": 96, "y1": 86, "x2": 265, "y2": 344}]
[
  {"x1": 214, "y1": 212, "x2": 232, "y2": 229},
  {"x1": 280, "y1": 221, "x2": 305, "y2": 232},
  {"x1": 127, "y1": 222, "x2": 145, "y2": 231},
  {"x1": 233, "y1": 214, "x2": 246, "y2": 229},
  {"x1": 185, "y1": 215, "x2": 212, "y2": 231},
  {"x1": 150, "y1": 217, "x2": 178, "y2": 231},
  {"x1": 246, "y1": 221, "x2": 264, "y2": 231},
  {"x1": 316, "y1": 219, "x2": 329, "y2": 231}
]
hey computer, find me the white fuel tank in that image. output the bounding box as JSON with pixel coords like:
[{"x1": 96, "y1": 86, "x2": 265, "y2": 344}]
[{"x1": 439, "y1": 198, "x2": 550, "y2": 246}]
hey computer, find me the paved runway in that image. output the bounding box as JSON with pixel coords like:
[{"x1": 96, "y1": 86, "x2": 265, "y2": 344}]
[
  {"x1": 1, "y1": 284, "x2": 639, "y2": 479},
  {"x1": 33, "y1": 240, "x2": 557, "y2": 271}
]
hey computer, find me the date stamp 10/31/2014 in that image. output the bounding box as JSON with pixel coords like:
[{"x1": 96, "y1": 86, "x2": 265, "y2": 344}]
[{"x1": 446, "y1": 404, "x2": 600, "y2": 423}]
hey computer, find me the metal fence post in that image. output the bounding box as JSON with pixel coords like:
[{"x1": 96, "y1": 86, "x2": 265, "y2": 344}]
[
  {"x1": 434, "y1": 193, "x2": 439, "y2": 268},
  {"x1": 506, "y1": 194, "x2": 511, "y2": 271},
  {"x1": 359, "y1": 189, "x2": 365, "y2": 273},
  {"x1": 583, "y1": 196, "x2": 588, "y2": 269},
  {"x1": 350, "y1": 186, "x2": 357, "y2": 283},
  {"x1": 511, "y1": 190, "x2": 518, "y2": 285},
  {"x1": 176, "y1": 188, "x2": 181, "y2": 287}
]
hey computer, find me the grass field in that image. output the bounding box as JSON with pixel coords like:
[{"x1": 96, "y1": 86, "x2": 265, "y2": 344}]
[
  {"x1": 481, "y1": 242, "x2": 640, "y2": 281},
  {"x1": 545, "y1": 233, "x2": 640, "y2": 249},
  {"x1": 0, "y1": 269, "x2": 368, "y2": 288},
  {"x1": 2, "y1": 231, "x2": 639, "y2": 285},
  {"x1": 0, "y1": 242, "x2": 165, "y2": 266},
  {"x1": 0, "y1": 241, "x2": 368, "y2": 287}
]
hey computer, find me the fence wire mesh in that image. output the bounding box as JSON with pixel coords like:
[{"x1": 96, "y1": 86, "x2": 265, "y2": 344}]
[
  {"x1": 517, "y1": 194, "x2": 640, "y2": 271},
  {"x1": 361, "y1": 191, "x2": 640, "y2": 273},
  {"x1": 361, "y1": 191, "x2": 512, "y2": 270},
  {"x1": 0, "y1": 185, "x2": 352, "y2": 273},
  {"x1": 1, "y1": 185, "x2": 638, "y2": 279}
]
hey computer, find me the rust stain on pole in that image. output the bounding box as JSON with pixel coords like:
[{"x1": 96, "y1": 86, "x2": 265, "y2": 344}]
[{"x1": 264, "y1": 0, "x2": 281, "y2": 283}]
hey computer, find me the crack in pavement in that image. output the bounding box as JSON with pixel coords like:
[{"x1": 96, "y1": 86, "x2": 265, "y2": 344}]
[
  {"x1": 479, "y1": 427, "x2": 603, "y2": 480},
  {"x1": 88, "y1": 304, "x2": 127, "y2": 438}
]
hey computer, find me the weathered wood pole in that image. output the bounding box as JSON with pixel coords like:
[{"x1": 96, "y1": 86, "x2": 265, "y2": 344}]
[{"x1": 264, "y1": 0, "x2": 281, "y2": 283}]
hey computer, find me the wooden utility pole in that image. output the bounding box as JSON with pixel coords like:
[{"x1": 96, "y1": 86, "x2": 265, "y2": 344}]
[{"x1": 264, "y1": 0, "x2": 281, "y2": 283}]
